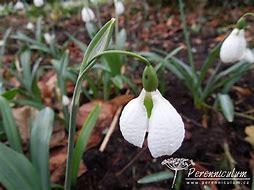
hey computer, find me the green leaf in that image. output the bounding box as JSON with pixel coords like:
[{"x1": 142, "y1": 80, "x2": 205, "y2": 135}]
[
  {"x1": 1, "y1": 88, "x2": 19, "y2": 100},
  {"x1": 20, "y1": 50, "x2": 32, "y2": 91},
  {"x1": 137, "y1": 171, "x2": 174, "y2": 184},
  {"x1": 0, "y1": 143, "x2": 42, "y2": 190},
  {"x1": 111, "y1": 75, "x2": 124, "y2": 89},
  {"x1": 116, "y1": 28, "x2": 126, "y2": 49},
  {"x1": 103, "y1": 53, "x2": 123, "y2": 75},
  {"x1": 30, "y1": 107, "x2": 54, "y2": 190},
  {"x1": 71, "y1": 104, "x2": 101, "y2": 185},
  {"x1": 80, "y1": 18, "x2": 115, "y2": 73},
  {"x1": 218, "y1": 94, "x2": 234, "y2": 122},
  {"x1": 0, "y1": 96, "x2": 22, "y2": 153}
]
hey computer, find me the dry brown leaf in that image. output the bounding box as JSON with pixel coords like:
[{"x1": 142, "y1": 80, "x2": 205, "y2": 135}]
[
  {"x1": 12, "y1": 106, "x2": 32, "y2": 145},
  {"x1": 38, "y1": 71, "x2": 57, "y2": 106},
  {"x1": 50, "y1": 123, "x2": 67, "y2": 148},
  {"x1": 50, "y1": 146, "x2": 87, "y2": 183},
  {"x1": 232, "y1": 86, "x2": 252, "y2": 97},
  {"x1": 202, "y1": 114, "x2": 209, "y2": 128}
]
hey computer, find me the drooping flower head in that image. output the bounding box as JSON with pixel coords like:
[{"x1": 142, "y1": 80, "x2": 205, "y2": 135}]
[
  {"x1": 44, "y1": 33, "x2": 54, "y2": 44},
  {"x1": 81, "y1": 7, "x2": 95, "y2": 23},
  {"x1": 34, "y1": 0, "x2": 44, "y2": 7},
  {"x1": 220, "y1": 17, "x2": 254, "y2": 63},
  {"x1": 119, "y1": 64, "x2": 185, "y2": 158},
  {"x1": 14, "y1": 1, "x2": 24, "y2": 10},
  {"x1": 115, "y1": 1, "x2": 124, "y2": 16}
]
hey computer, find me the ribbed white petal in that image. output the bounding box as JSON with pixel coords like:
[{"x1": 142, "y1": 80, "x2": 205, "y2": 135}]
[
  {"x1": 148, "y1": 90, "x2": 185, "y2": 158},
  {"x1": 115, "y1": 1, "x2": 125, "y2": 15},
  {"x1": 34, "y1": 0, "x2": 44, "y2": 7},
  {"x1": 241, "y1": 48, "x2": 254, "y2": 63},
  {"x1": 220, "y1": 29, "x2": 246, "y2": 63},
  {"x1": 119, "y1": 89, "x2": 148, "y2": 148},
  {"x1": 81, "y1": 7, "x2": 95, "y2": 23}
]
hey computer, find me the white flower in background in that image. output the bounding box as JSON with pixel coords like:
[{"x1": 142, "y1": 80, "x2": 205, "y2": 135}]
[
  {"x1": 14, "y1": 1, "x2": 24, "y2": 10},
  {"x1": 115, "y1": 1, "x2": 124, "y2": 15},
  {"x1": 119, "y1": 89, "x2": 185, "y2": 158},
  {"x1": 44, "y1": 33, "x2": 54, "y2": 44},
  {"x1": 241, "y1": 48, "x2": 254, "y2": 63},
  {"x1": 0, "y1": 5, "x2": 4, "y2": 12},
  {"x1": 62, "y1": 95, "x2": 70, "y2": 106},
  {"x1": 26, "y1": 22, "x2": 34, "y2": 30},
  {"x1": 220, "y1": 28, "x2": 247, "y2": 63},
  {"x1": 81, "y1": 7, "x2": 95, "y2": 23},
  {"x1": 33, "y1": 0, "x2": 44, "y2": 7},
  {"x1": 0, "y1": 40, "x2": 4, "y2": 46}
]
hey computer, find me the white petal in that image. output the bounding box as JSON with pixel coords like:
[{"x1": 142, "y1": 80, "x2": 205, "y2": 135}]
[
  {"x1": 148, "y1": 90, "x2": 185, "y2": 158},
  {"x1": 220, "y1": 29, "x2": 246, "y2": 63},
  {"x1": 241, "y1": 48, "x2": 254, "y2": 63},
  {"x1": 115, "y1": 1, "x2": 124, "y2": 15},
  {"x1": 81, "y1": 7, "x2": 95, "y2": 22},
  {"x1": 119, "y1": 89, "x2": 148, "y2": 148},
  {"x1": 14, "y1": 1, "x2": 24, "y2": 10},
  {"x1": 34, "y1": 0, "x2": 44, "y2": 7}
]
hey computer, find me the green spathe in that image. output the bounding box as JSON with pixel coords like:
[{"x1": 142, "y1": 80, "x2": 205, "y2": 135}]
[
  {"x1": 142, "y1": 65, "x2": 158, "y2": 92},
  {"x1": 236, "y1": 17, "x2": 246, "y2": 30}
]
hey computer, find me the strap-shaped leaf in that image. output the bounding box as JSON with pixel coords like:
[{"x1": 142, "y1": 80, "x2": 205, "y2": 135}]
[
  {"x1": 79, "y1": 18, "x2": 115, "y2": 73},
  {"x1": 218, "y1": 94, "x2": 234, "y2": 122},
  {"x1": 71, "y1": 104, "x2": 101, "y2": 185},
  {"x1": 30, "y1": 107, "x2": 54, "y2": 190},
  {"x1": 0, "y1": 96, "x2": 22, "y2": 153},
  {"x1": 138, "y1": 171, "x2": 174, "y2": 184},
  {"x1": 0, "y1": 143, "x2": 42, "y2": 190}
]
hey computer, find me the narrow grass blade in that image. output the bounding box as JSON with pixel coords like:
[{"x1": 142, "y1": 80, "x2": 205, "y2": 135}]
[
  {"x1": 0, "y1": 143, "x2": 42, "y2": 190},
  {"x1": 138, "y1": 171, "x2": 174, "y2": 184},
  {"x1": 0, "y1": 96, "x2": 22, "y2": 153},
  {"x1": 30, "y1": 107, "x2": 54, "y2": 190},
  {"x1": 71, "y1": 104, "x2": 101, "y2": 185}
]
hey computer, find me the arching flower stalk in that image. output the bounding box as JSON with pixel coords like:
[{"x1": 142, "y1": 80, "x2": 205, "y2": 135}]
[{"x1": 119, "y1": 65, "x2": 185, "y2": 158}]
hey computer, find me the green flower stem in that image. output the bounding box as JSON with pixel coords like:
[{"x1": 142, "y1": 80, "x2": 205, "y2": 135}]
[
  {"x1": 114, "y1": 0, "x2": 119, "y2": 47},
  {"x1": 178, "y1": 0, "x2": 195, "y2": 73},
  {"x1": 64, "y1": 50, "x2": 150, "y2": 190},
  {"x1": 242, "y1": 12, "x2": 254, "y2": 18}
]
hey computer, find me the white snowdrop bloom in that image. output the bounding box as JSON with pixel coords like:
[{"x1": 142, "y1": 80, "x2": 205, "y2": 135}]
[
  {"x1": 115, "y1": 1, "x2": 124, "y2": 15},
  {"x1": 241, "y1": 48, "x2": 254, "y2": 63},
  {"x1": 62, "y1": 95, "x2": 70, "y2": 106},
  {"x1": 120, "y1": 89, "x2": 185, "y2": 158},
  {"x1": 44, "y1": 33, "x2": 54, "y2": 44},
  {"x1": 220, "y1": 28, "x2": 247, "y2": 63},
  {"x1": 26, "y1": 22, "x2": 34, "y2": 30},
  {"x1": 0, "y1": 5, "x2": 4, "y2": 12},
  {"x1": 81, "y1": 7, "x2": 95, "y2": 23},
  {"x1": 34, "y1": 0, "x2": 44, "y2": 7},
  {"x1": 0, "y1": 40, "x2": 4, "y2": 46},
  {"x1": 14, "y1": 1, "x2": 24, "y2": 10}
]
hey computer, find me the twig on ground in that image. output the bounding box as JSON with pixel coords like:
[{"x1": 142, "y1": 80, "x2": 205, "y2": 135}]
[{"x1": 99, "y1": 106, "x2": 123, "y2": 152}]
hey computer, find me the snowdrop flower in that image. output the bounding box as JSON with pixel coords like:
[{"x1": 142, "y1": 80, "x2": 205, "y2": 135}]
[
  {"x1": 0, "y1": 40, "x2": 4, "y2": 46},
  {"x1": 62, "y1": 95, "x2": 70, "y2": 106},
  {"x1": 44, "y1": 33, "x2": 54, "y2": 44},
  {"x1": 0, "y1": 5, "x2": 4, "y2": 12},
  {"x1": 81, "y1": 7, "x2": 95, "y2": 23},
  {"x1": 220, "y1": 28, "x2": 247, "y2": 63},
  {"x1": 120, "y1": 65, "x2": 185, "y2": 158},
  {"x1": 26, "y1": 22, "x2": 34, "y2": 30},
  {"x1": 115, "y1": 1, "x2": 124, "y2": 15},
  {"x1": 34, "y1": 0, "x2": 44, "y2": 7},
  {"x1": 14, "y1": 1, "x2": 24, "y2": 10},
  {"x1": 241, "y1": 48, "x2": 254, "y2": 63}
]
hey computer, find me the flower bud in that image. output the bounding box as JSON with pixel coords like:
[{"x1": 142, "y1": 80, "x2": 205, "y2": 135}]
[
  {"x1": 81, "y1": 7, "x2": 95, "y2": 23},
  {"x1": 115, "y1": 1, "x2": 124, "y2": 15},
  {"x1": 142, "y1": 65, "x2": 158, "y2": 92},
  {"x1": 34, "y1": 0, "x2": 44, "y2": 7}
]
